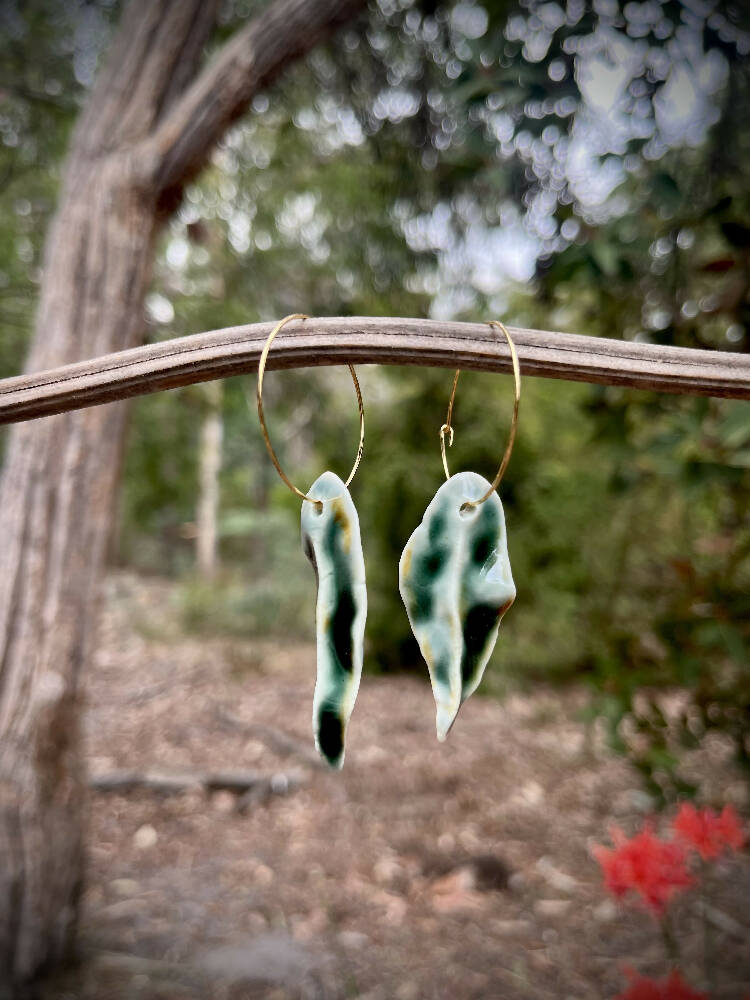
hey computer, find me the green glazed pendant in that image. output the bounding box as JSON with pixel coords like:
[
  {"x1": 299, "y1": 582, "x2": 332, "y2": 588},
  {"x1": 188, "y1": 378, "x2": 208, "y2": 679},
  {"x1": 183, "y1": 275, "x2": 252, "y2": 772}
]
[
  {"x1": 399, "y1": 471, "x2": 515, "y2": 741},
  {"x1": 301, "y1": 471, "x2": 367, "y2": 768}
]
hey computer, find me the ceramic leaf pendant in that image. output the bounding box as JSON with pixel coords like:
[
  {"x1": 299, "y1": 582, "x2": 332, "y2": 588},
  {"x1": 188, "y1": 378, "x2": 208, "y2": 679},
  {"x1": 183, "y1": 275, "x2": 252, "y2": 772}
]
[
  {"x1": 301, "y1": 471, "x2": 367, "y2": 768},
  {"x1": 399, "y1": 471, "x2": 515, "y2": 741}
]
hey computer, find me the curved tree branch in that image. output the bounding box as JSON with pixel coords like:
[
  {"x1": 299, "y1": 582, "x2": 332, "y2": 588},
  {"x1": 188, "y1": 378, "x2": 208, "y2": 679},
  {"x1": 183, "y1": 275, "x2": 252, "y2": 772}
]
[
  {"x1": 0, "y1": 317, "x2": 747, "y2": 425},
  {"x1": 142, "y1": 0, "x2": 367, "y2": 193}
]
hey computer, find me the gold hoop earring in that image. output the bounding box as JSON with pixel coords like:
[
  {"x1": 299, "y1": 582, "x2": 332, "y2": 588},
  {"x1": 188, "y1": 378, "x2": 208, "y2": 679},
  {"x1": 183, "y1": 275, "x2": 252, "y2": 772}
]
[
  {"x1": 257, "y1": 313, "x2": 364, "y2": 506},
  {"x1": 257, "y1": 314, "x2": 367, "y2": 769},
  {"x1": 439, "y1": 320, "x2": 521, "y2": 508},
  {"x1": 399, "y1": 320, "x2": 520, "y2": 741}
]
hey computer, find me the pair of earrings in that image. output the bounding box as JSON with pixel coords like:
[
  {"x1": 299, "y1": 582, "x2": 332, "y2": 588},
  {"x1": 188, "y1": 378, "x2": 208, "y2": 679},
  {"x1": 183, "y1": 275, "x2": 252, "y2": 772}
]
[{"x1": 256, "y1": 314, "x2": 520, "y2": 768}]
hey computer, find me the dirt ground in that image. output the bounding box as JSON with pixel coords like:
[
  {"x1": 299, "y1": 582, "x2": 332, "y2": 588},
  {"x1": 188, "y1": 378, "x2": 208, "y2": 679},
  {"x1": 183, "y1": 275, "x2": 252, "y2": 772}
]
[{"x1": 41, "y1": 574, "x2": 750, "y2": 1000}]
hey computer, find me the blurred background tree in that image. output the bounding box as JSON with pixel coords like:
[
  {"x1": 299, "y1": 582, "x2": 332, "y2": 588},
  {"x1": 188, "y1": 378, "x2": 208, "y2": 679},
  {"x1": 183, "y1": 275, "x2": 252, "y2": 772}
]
[
  {"x1": 0, "y1": 0, "x2": 748, "y2": 890},
  {"x1": 0, "y1": 0, "x2": 369, "y2": 988},
  {"x1": 118, "y1": 0, "x2": 750, "y2": 802}
]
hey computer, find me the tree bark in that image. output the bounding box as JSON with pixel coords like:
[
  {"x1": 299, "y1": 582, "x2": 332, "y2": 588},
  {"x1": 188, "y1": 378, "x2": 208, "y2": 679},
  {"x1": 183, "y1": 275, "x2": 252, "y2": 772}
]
[
  {"x1": 0, "y1": 3, "x2": 221, "y2": 985},
  {"x1": 196, "y1": 382, "x2": 223, "y2": 580},
  {"x1": 0, "y1": 0, "x2": 365, "y2": 989}
]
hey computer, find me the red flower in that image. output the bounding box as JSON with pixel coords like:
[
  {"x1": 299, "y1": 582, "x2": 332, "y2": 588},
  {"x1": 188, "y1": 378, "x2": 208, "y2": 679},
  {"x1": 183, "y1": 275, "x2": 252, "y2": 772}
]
[
  {"x1": 672, "y1": 802, "x2": 745, "y2": 860},
  {"x1": 593, "y1": 825, "x2": 692, "y2": 914},
  {"x1": 616, "y1": 969, "x2": 708, "y2": 1000}
]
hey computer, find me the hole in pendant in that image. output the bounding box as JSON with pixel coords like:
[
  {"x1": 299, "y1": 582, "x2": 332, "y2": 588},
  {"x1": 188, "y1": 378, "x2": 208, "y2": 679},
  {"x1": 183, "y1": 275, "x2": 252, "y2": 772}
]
[
  {"x1": 459, "y1": 501, "x2": 477, "y2": 518},
  {"x1": 312, "y1": 499, "x2": 324, "y2": 516}
]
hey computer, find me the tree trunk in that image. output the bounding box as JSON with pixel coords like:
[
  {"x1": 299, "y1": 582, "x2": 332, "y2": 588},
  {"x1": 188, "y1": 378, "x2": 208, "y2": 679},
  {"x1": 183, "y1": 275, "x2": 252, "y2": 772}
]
[
  {"x1": 0, "y1": 4, "x2": 221, "y2": 986},
  {"x1": 0, "y1": 0, "x2": 365, "y2": 987},
  {"x1": 196, "y1": 382, "x2": 223, "y2": 580},
  {"x1": 0, "y1": 174, "x2": 156, "y2": 995}
]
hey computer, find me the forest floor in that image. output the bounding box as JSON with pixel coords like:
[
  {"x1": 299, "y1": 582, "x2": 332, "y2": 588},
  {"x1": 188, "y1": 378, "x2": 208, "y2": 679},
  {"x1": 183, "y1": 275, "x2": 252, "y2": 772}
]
[{"x1": 42, "y1": 573, "x2": 750, "y2": 1000}]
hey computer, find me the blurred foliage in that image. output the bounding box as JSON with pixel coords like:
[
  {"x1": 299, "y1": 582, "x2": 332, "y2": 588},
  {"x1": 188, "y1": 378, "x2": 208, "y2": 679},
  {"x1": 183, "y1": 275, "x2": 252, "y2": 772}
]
[
  {"x1": 179, "y1": 505, "x2": 315, "y2": 639},
  {"x1": 0, "y1": 0, "x2": 118, "y2": 462},
  {"x1": 1, "y1": 0, "x2": 749, "y2": 802}
]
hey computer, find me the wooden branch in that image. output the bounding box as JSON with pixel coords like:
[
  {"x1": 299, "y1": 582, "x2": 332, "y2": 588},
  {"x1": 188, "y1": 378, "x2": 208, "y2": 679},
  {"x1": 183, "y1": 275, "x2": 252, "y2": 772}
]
[
  {"x1": 143, "y1": 0, "x2": 366, "y2": 192},
  {"x1": 72, "y1": 0, "x2": 222, "y2": 165},
  {"x1": 88, "y1": 768, "x2": 302, "y2": 797},
  {"x1": 216, "y1": 706, "x2": 326, "y2": 769},
  {"x1": 0, "y1": 317, "x2": 747, "y2": 425}
]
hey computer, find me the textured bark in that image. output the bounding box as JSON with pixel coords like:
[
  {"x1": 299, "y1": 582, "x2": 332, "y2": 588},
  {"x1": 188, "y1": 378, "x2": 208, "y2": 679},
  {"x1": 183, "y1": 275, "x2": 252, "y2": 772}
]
[
  {"x1": 141, "y1": 0, "x2": 366, "y2": 192},
  {"x1": 196, "y1": 382, "x2": 223, "y2": 580},
  {"x1": 0, "y1": 0, "x2": 364, "y2": 989},
  {"x1": 1, "y1": 319, "x2": 748, "y2": 424},
  {"x1": 0, "y1": 3, "x2": 220, "y2": 985}
]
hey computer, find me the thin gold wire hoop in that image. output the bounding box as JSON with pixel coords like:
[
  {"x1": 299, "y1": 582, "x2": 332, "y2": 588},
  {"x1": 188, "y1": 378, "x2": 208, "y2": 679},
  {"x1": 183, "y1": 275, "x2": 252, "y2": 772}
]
[
  {"x1": 256, "y1": 313, "x2": 365, "y2": 505},
  {"x1": 439, "y1": 320, "x2": 521, "y2": 509}
]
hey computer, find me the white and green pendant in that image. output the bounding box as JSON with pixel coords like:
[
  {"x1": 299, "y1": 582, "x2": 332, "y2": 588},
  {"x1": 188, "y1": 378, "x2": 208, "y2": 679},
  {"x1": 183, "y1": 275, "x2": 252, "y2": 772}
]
[
  {"x1": 301, "y1": 471, "x2": 366, "y2": 768},
  {"x1": 399, "y1": 471, "x2": 515, "y2": 741}
]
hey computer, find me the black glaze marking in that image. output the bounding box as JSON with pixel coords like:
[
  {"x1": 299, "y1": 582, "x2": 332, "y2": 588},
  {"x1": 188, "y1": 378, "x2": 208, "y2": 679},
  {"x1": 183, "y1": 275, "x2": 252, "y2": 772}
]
[
  {"x1": 472, "y1": 532, "x2": 494, "y2": 566},
  {"x1": 325, "y1": 506, "x2": 355, "y2": 674},
  {"x1": 302, "y1": 530, "x2": 319, "y2": 588},
  {"x1": 330, "y1": 589, "x2": 355, "y2": 674},
  {"x1": 460, "y1": 502, "x2": 504, "y2": 690},
  {"x1": 410, "y1": 586, "x2": 433, "y2": 622},
  {"x1": 460, "y1": 603, "x2": 501, "y2": 690},
  {"x1": 470, "y1": 499, "x2": 500, "y2": 570},
  {"x1": 433, "y1": 652, "x2": 451, "y2": 686},
  {"x1": 423, "y1": 545, "x2": 449, "y2": 578},
  {"x1": 408, "y1": 514, "x2": 451, "y2": 622},
  {"x1": 317, "y1": 705, "x2": 344, "y2": 764},
  {"x1": 428, "y1": 510, "x2": 446, "y2": 543}
]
